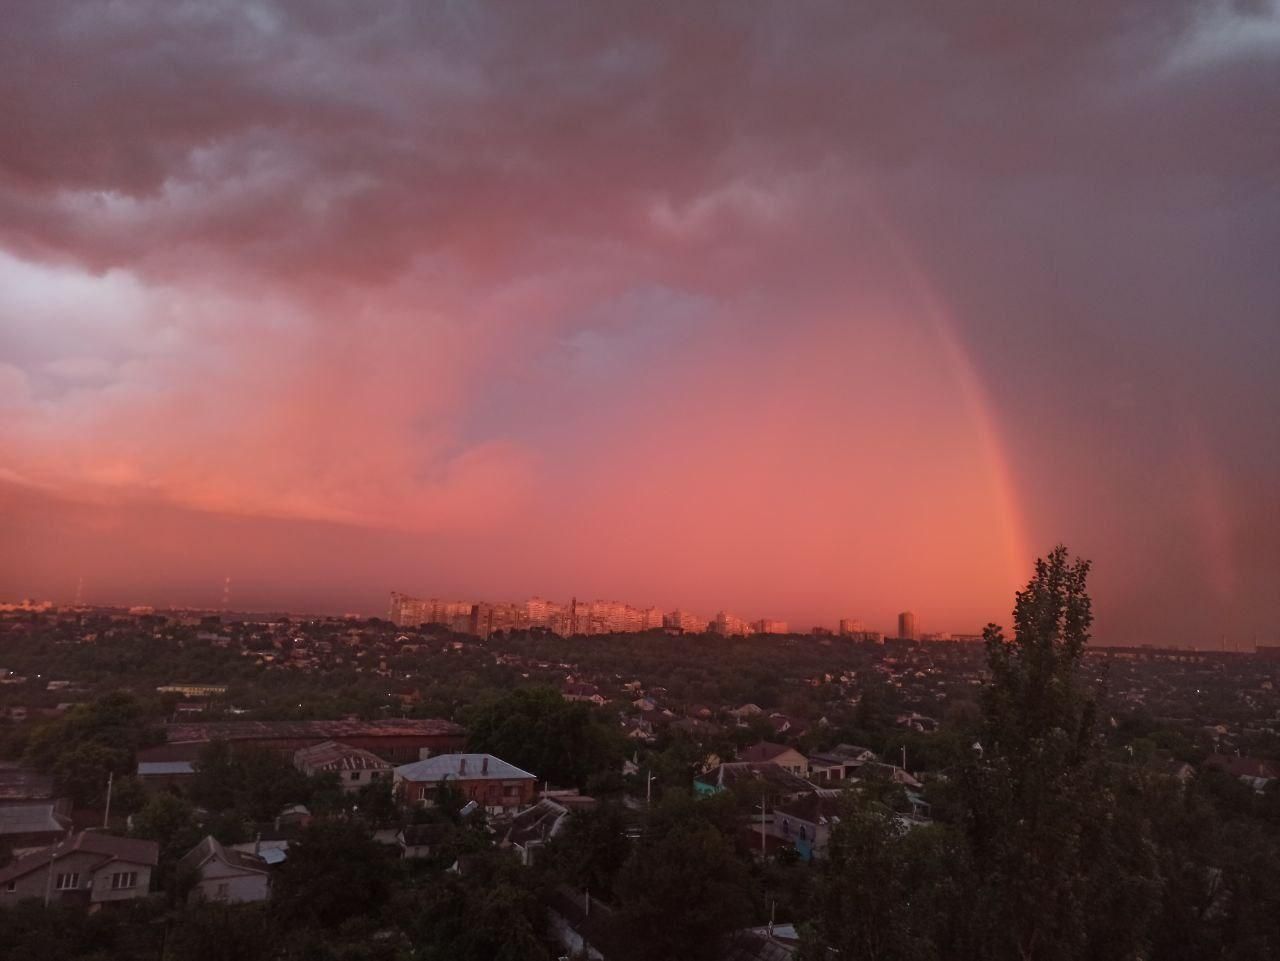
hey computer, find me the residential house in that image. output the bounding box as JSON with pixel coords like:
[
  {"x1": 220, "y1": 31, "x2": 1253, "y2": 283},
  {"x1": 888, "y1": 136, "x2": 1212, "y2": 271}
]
[
  {"x1": 0, "y1": 765, "x2": 54, "y2": 802},
  {"x1": 0, "y1": 831, "x2": 159, "y2": 908},
  {"x1": 0, "y1": 800, "x2": 72, "y2": 851},
  {"x1": 774, "y1": 793, "x2": 842, "y2": 861},
  {"x1": 136, "y1": 760, "x2": 196, "y2": 791},
  {"x1": 504, "y1": 797, "x2": 573, "y2": 865},
  {"x1": 1206, "y1": 754, "x2": 1280, "y2": 792},
  {"x1": 178, "y1": 835, "x2": 270, "y2": 903},
  {"x1": 546, "y1": 885, "x2": 613, "y2": 961},
  {"x1": 561, "y1": 681, "x2": 607, "y2": 705},
  {"x1": 293, "y1": 741, "x2": 393, "y2": 793},
  {"x1": 397, "y1": 822, "x2": 450, "y2": 860},
  {"x1": 739, "y1": 742, "x2": 809, "y2": 777},
  {"x1": 694, "y1": 762, "x2": 815, "y2": 800},
  {"x1": 394, "y1": 754, "x2": 538, "y2": 815}
]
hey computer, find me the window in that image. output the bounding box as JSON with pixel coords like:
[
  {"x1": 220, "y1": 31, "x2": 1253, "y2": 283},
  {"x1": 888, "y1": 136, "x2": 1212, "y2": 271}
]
[
  {"x1": 350, "y1": 771, "x2": 361, "y2": 781},
  {"x1": 55, "y1": 872, "x2": 79, "y2": 890},
  {"x1": 5, "y1": 881, "x2": 14, "y2": 893},
  {"x1": 215, "y1": 882, "x2": 230, "y2": 900},
  {"x1": 110, "y1": 872, "x2": 137, "y2": 891}
]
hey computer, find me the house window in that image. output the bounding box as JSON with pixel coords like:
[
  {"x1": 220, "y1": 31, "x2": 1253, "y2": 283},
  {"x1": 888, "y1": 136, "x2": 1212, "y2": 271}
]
[
  {"x1": 215, "y1": 882, "x2": 230, "y2": 900},
  {"x1": 55, "y1": 872, "x2": 80, "y2": 890},
  {"x1": 110, "y1": 872, "x2": 138, "y2": 891},
  {"x1": 5, "y1": 881, "x2": 14, "y2": 893},
  {"x1": 350, "y1": 771, "x2": 361, "y2": 781}
]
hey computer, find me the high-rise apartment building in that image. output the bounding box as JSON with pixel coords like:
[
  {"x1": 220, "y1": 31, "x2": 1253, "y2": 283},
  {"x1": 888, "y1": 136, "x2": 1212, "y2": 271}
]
[
  {"x1": 838, "y1": 618, "x2": 864, "y2": 636},
  {"x1": 712, "y1": 611, "x2": 751, "y2": 636},
  {"x1": 665, "y1": 609, "x2": 706, "y2": 633},
  {"x1": 898, "y1": 611, "x2": 916, "y2": 641}
]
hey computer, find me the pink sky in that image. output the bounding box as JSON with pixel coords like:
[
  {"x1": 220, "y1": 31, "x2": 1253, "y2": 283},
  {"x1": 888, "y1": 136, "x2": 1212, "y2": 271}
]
[{"x1": 2, "y1": 2, "x2": 1278, "y2": 644}]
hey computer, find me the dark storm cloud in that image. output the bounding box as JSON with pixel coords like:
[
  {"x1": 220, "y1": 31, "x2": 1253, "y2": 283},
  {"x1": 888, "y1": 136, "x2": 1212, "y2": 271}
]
[{"x1": 0, "y1": 1, "x2": 1277, "y2": 643}]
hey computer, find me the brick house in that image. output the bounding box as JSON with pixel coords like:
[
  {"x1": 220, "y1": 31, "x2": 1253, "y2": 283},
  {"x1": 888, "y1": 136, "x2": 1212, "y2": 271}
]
[{"x1": 394, "y1": 754, "x2": 538, "y2": 815}]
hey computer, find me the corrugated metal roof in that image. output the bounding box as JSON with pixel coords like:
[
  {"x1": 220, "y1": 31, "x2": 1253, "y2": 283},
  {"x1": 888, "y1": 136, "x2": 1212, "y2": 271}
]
[
  {"x1": 137, "y1": 761, "x2": 196, "y2": 776},
  {"x1": 394, "y1": 753, "x2": 536, "y2": 782},
  {"x1": 0, "y1": 803, "x2": 67, "y2": 836},
  {"x1": 162, "y1": 718, "x2": 464, "y2": 742}
]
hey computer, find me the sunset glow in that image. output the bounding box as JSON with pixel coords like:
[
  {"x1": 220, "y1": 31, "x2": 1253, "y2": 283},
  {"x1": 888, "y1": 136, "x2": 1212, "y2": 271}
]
[{"x1": 2, "y1": 2, "x2": 1277, "y2": 645}]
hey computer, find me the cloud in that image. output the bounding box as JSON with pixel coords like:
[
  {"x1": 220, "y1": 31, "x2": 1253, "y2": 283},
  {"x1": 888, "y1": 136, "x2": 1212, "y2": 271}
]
[{"x1": 0, "y1": 1, "x2": 1276, "y2": 641}]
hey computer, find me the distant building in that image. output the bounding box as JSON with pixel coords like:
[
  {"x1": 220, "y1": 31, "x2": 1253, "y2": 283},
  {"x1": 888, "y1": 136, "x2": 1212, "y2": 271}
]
[
  {"x1": 388, "y1": 593, "x2": 472, "y2": 630},
  {"x1": 292, "y1": 741, "x2": 393, "y2": 793},
  {"x1": 898, "y1": 611, "x2": 916, "y2": 641},
  {"x1": 394, "y1": 754, "x2": 538, "y2": 815},
  {"x1": 838, "y1": 619, "x2": 864, "y2": 636},
  {"x1": 136, "y1": 760, "x2": 197, "y2": 790},
  {"x1": 753, "y1": 619, "x2": 788, "y2": 635},
  {"x1": 665, "y1": 609, "x2": 706, "y2": 633},
  {"x1": 156, "y1": 684, "x2": 228, "y2": 698},
  {"x1": 137, "y1": 718, "x2": 466, "y2": 765},
  {"x1": 712, "y1": 611, "x2": 751, "y2": 636}
]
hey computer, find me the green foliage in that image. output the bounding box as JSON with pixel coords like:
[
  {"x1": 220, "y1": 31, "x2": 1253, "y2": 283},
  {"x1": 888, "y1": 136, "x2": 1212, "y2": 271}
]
[
  {"x1": 165, "y1": 903, "x2": 278, "y2": 961},
  {"x1": 272, "y1": 820, "x2": 392, "y2": 928},
  {"x1": 22, "y1": 692, "x2": 158, "y2": 805},
  {"x1": 803, "y1": 802, "x2": 957, "y2": 961},
  {"x1": 132, "y1": 791, "x2": 199, "y2": 853},
  {"x1": 189, "y1": 740, "x2": 312, "y2": 819},
  {"x1": 465, "y1": 687, "x2": 623, "y2": 790},
  {"x1": 609, "y1": 792, "x2": 752, "y2": 960},
  {"x1": 400, "y1": 853, "x2": 552, "y2": 961},
  {"x1": 543, "y1": 801, "x2": 632, "y2": 897}
]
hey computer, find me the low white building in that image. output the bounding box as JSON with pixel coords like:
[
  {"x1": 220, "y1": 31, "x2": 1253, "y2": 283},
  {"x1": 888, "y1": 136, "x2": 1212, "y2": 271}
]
[{"x1": 178, "y1": 836, "x2": 271, "y2": 903}]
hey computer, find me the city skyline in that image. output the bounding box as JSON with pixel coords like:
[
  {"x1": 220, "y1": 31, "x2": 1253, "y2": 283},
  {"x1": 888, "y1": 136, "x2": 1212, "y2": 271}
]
[{"x1": 2, "y1": 3, "x2": 1278, "y2": 647}]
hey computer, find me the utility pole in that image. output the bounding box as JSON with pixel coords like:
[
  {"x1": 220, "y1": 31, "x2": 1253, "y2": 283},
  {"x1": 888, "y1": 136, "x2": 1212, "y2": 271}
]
[
  {"x1": 102, "y1": 771, "x2": 114, "y2": 828},
  {"x1": 645, "y1": 768, "x2": 655, "y2": 807},
  {"x1": 758, "y1": 796, "x2": 768, "y2": 858}
]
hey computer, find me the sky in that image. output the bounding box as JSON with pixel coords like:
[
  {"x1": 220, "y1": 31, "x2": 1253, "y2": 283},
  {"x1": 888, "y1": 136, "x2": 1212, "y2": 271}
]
[{"x1": 1, "y1": 1, "x2": 1278, "y2": 646}]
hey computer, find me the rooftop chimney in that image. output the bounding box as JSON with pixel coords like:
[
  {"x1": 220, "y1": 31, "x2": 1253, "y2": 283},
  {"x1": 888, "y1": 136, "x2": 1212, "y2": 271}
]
[
  {"x1": 482, "y1": 756, "x2": 489, "y2": 774},
  {"x1": 459, "y1": 757, "x2": 467, "y2": 774}
]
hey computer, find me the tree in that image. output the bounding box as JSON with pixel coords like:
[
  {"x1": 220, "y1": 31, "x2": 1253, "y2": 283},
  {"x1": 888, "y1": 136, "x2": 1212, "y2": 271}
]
[
  {"x1": 465, "y1": 687, "x2": 623, "y2": 789},
  {"x1": 272, "y1": 821, "x2": 391, "y2": 928},
  {"x1": 132, "y1": 791, "x2": 199, "y2": 853},
  {"x1": 402, "y1": 854, "x2": 553, "y2": 961},
  {"x1": 165, "y1": 903, "x2": 277, "y2": 961},
  {"x1": 801, "y1": 801, "x2": 957, "y2": 961},
  {"x1": 544, "y1": 801, "x2": 632, "y2": 897},
  {"x1": 962, "y1": 546, "x2": 1160, "y2": 961},
  {"x1": 609, "y1": 795, "x2": 752, "y2": 960}
]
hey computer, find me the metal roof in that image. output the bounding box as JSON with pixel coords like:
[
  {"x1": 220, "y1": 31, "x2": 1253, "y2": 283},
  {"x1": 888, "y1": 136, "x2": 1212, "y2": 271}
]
[
  {"x1": 137, "y1": 761, "x2": 196, "y2": 776},
  {"x1": 394, "y1": 753, "x2": 536, "y2": 782}
]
